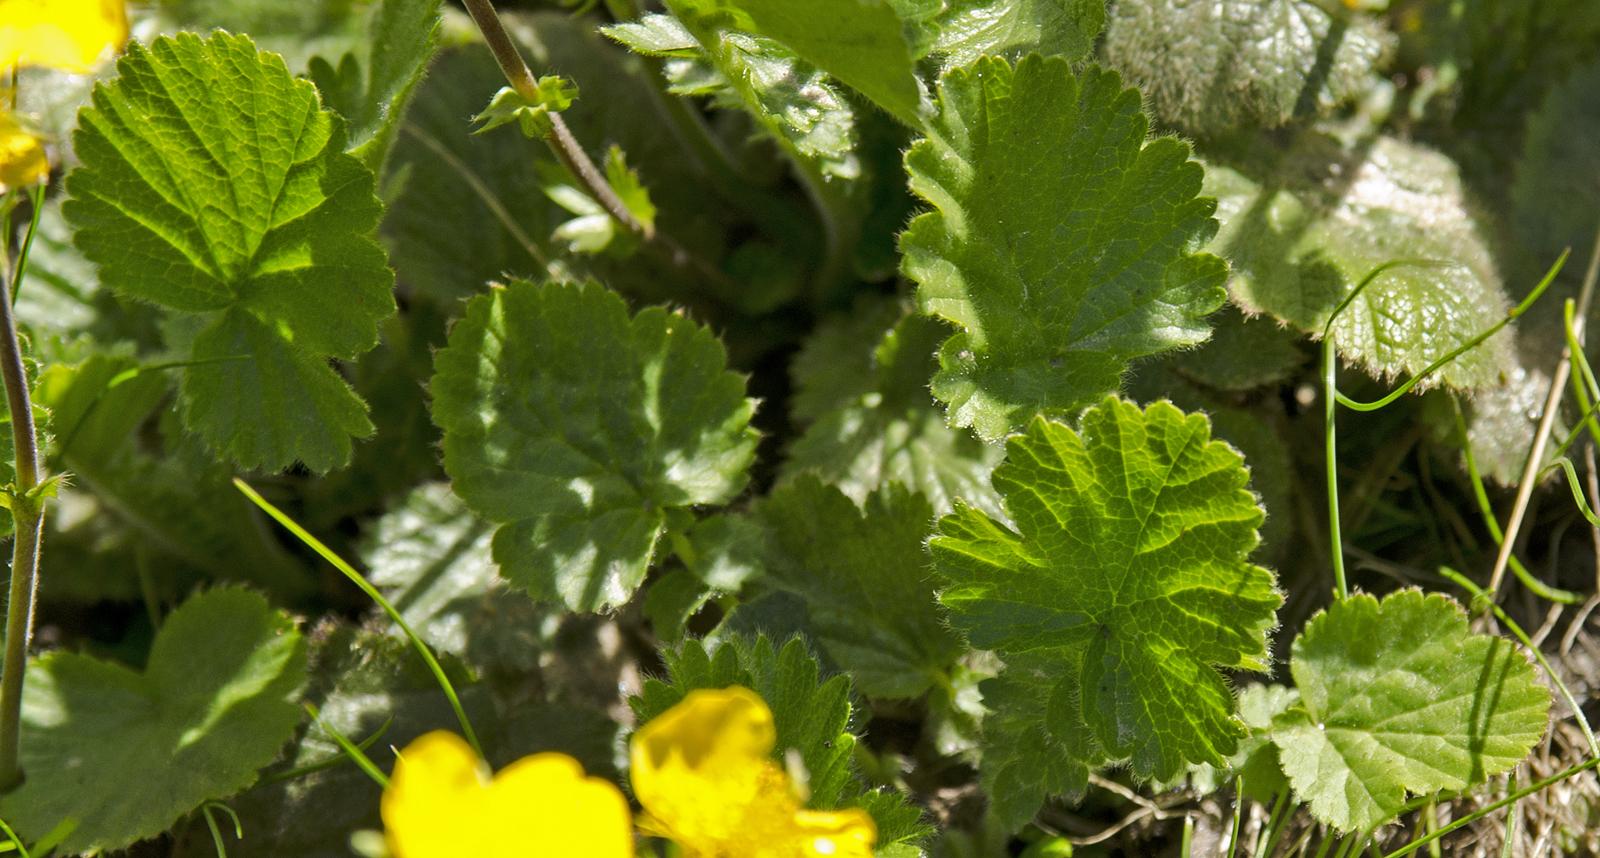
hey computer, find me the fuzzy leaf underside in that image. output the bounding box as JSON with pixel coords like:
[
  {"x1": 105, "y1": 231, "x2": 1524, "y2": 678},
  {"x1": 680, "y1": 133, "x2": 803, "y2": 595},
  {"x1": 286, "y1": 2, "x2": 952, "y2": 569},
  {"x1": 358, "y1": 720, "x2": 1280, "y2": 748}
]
[
  {"x1": 65, "y1": 32, "x2": 395, "y2": 472},
  {"x1": 902, "y1": 56, "x2": 1227, "y2": 440},
  {"x1": 930, "y1": 0, "x2": 1106, "y2": 68},
  {"x1": 3, "y1": 589, "x2": 307, "y2": 853},
  {"x1": 1207, "y1": 133, "x2": 1516, "y2": 391},
  {"x1": 430, "y1": 280, "x2": 757, "y2": 612},
  {"x1": 1104, "y1": 0, "x2": 1388, "y2": 135},
  {"x1": 930, "y1": 397, "x2": 1280, "y2": 825},
  {"x1": 1273, "y1": 590, "x2": 1549, "y2": 832}
]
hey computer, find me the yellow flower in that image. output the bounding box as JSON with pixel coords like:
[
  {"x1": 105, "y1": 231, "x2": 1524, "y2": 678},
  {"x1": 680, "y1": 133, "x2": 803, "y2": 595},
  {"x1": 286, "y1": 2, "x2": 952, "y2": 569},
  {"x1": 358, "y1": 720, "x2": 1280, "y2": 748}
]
[
  {"x1": 630, "y1": 686, "x2": 877, "y2": 858},
  {"x1": 382, "y1": 731, "x2": 633, "y2": 858},
  {"x1": 0, "y1": 0, "x2": 128, "y2": 73},
  {"x1": 0, "y1": 112, "x2": 47, "y2": 193}
]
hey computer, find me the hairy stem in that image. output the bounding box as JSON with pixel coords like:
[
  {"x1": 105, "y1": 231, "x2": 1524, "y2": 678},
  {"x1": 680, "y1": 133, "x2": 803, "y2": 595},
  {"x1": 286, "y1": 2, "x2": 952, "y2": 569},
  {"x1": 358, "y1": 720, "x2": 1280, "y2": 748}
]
[
  {"x1": 459, "y1": 0, "x2": 744, "y2": 298},
  {"x1": 0, "y1": 191, "x2": 45, "y2": 789},
  {"x1": 461, "y1": 0, "x2": 648, "y2": 238}
]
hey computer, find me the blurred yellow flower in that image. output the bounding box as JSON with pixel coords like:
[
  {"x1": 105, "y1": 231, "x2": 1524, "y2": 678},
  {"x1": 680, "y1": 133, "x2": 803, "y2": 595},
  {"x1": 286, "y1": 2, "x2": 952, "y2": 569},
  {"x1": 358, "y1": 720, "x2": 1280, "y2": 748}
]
[
  {"x1": 382, "y1": 731, "x2": 633, "y2": 858},
  {"x1": 0, "y1": 112, "x2": 47, "y2": 193},
  {"x1": 631, "y1": 686, "x2": 877, "y2": 858},
  {"x1": 0, "y1": 0, "x2": 128, "y2": 73}
]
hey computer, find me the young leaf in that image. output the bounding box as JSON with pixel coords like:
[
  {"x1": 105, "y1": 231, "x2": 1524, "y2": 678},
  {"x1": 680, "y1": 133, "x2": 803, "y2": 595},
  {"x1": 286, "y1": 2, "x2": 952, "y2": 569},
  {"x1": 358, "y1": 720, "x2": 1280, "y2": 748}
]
[
  {"x1": 901, "y1": 56, "x2": 1227, "y2": 440},
  {"x1": 929, "y1": 397, "x2": 1281, "y2": 822},
  {"x1": 1104, "y1": 0, "x2": 1389, "y2": 136},
  {"x1": 664, "y1": 0, "x2": 923, "y2": 125},
  {"x1": 1271, "y1": 590, "x2": 1550, "y2": 832},
  {"x1": 65, "y1": 32, "x2": 396, "y2": 472},
  {"x1": 308, "y1": 0, "x2": 444, "y2": 170},
  {"x1": 757, "y1": 477, "x2": 961, "y2": 698},
  {"x1": 784, "y1": 308, "x2": 1003, "y2": 517},
  {"x1": 430, "y1": 280, "x2": 758, "y2": 612},
  {"x1": 2, "y1": 588, "x2": 308, "y2": 853},
  {"x1": 608, "y1": 14, "x2": 863, "y2": 180},
  {"x1": 1207, "y1": 133, "x2": 1516, "y2": 391},
  {"x1": 926, "y1": 0, "x2": 1106, "y2": 69}
]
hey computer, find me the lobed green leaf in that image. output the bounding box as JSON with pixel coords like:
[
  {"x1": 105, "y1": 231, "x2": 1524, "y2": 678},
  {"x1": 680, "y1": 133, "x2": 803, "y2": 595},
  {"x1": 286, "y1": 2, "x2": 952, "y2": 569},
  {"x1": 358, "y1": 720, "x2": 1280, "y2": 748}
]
[
  {"x1": 902, "y1": 56, "x2": 1227, "y2": 440},
  {"x1": 429, "y1": 279, "x2": 758, "y2": 612},
  {"x1": 65, "y1": 32, "x2": 396, "y2": 472}
]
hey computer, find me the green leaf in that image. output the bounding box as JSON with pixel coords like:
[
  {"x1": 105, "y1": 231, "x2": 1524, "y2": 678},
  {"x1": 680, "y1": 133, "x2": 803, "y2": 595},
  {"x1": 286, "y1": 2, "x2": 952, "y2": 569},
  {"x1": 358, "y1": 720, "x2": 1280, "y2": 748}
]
[
  {"x1": 65, "y1": 32, "x2": 396, "y2": 472},
  {"x1": 1272, "y1": 590, "x2": 1549, "y2": 832},
  {"x1": 1229, "y1": 684, "x2": 1296, "y2": 802},
  {"x1": 363, "y1": 482, "x2": 547, "y2": 673},
  {"x1": 381, "y1": 43, "x2": 555, "y2": 304},
  {"x1": 37, "y1": 355, "x2": 315, "y2": 600},
  {"x1": 785, "y1": 307, "x2": 1003, "y2": 517},
  {"x1": 929, "y1": 398, "x2": 1281, "y2": 822},
  {"x1": 155, "y1": 0, "x2": 368, "y2": 74},
  {"x1": 757, "y1": 477, "x2": 961, "y2": 698},
  {"x1": 929, "y1": 0, "x2": 1106, "y2": 68},
  {"x1": 632, "y1": 635, "x2": 926, "y2": 844},
  {"x1": 665, "y1": 0, "x2": 923, "y2": 125},
  {"x1": 430, "y1": 280, "x2": 758, "y2": 611},
  {"x1": 1103, "y1": 0, "x2": 1389, "y2": 136},
  {"x1": 178, "y1": 625, "x2": 502, "y2": 858},
  {"x1": 609, "y1": 15, "x2": 863, "y2": 180},
  {"x1": 308, "y1": 0, "x2": 444, "y2": 170},
  {"x1": 1206, "y1": 133, "x2": 1517, "y2": 391},
  {"x1": 4, "y1": 588, "x2": 308, "y2": 853},
  {"x1": 901, "y1": 56, "x2": 1227, "y2": 440}
]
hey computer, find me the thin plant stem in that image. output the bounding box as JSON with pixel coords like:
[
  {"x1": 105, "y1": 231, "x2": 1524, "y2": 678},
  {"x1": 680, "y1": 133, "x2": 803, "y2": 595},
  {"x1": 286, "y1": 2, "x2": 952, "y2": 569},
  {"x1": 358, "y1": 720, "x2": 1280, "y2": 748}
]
[
  {"x1": 1438, "y1": 566, "x2": 1600, "y2": 757},
  {"x1": 0, "y1": 815, "x2": 27, "y2": 858},
  {"x1": 1325, "y1": 332, "x2": 1349, "y2": 599},
  {"x1": 304, "y1": 703, "x2": 389, "y2": 788},
  {"x1": 1450, "y1": 401, "x2": 1583, "y2": 604},
  {"x1": 1228, "y1": 776, "x2": 1245, "y2": 857},
  {"x1": 1382, "y1": 756, "x2": 1600, "y2": 857},
  {"x1": 1489, "y1": 227, "x2": 1600, "y2": 597},
  {"x1": 0, "y1": 186, "x2": 48, "y2": 789},
  {"x1": 235, "y1": 480, "x2": 482, "y2": 756},
  {"x1": 201, "y1": 802, "x2": 241, "y2": 858}
]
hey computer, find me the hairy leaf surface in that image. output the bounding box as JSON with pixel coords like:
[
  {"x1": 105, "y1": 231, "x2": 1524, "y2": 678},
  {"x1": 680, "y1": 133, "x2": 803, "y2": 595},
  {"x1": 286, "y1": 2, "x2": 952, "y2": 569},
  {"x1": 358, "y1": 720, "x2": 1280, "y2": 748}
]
[
  {"x1": 1207, "y1": 133, "x2": 1516, "y2": 390},
  {"x1": 430, "y1": 280, "x2": 757, "y2": 612},
  {"x1": 1272, "y1": 590, "x2": 1550, "y2": 832},
  {"x1": 4, "y1": 589, "x2": 307, "y2": 853},
  {"x1": 1104, "y1": 0, "x2": 1388, "y2": 135},
  {"x1": 65, "y1": 32, "x2": 395, "y2": 471},
  {"x1": 930, "y1": 397, "x2": 1280, "y2": 822},
  {"x1": 902, "y1": 56, "x2": 1227, "y2": 440},
  {"x1": 929, "y1": 0, "x2": 1105, "y2": 68}
]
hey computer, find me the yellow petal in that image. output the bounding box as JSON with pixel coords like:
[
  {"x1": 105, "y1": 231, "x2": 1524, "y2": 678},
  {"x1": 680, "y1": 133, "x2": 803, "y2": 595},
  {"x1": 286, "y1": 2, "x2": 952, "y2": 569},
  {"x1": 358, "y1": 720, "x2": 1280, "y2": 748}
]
[
  {"x1": 630, "y1": 686, "x2": 878, "y2": 858},
  {"x1": 383, "y1": 730, "x2": 632, "y2": 858},
  {"x1": 0, "y1": 0, "x2": 128, "y2": 73},
  {"x1": 631, "y1": 686, "x2": 778, "y2": 846},
  {"x1": 0, "y1": 112, "x2": 48, "y2": 193},
  {"x1": 792, "y1": 808, "x2": 877, "y2": 858}
]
